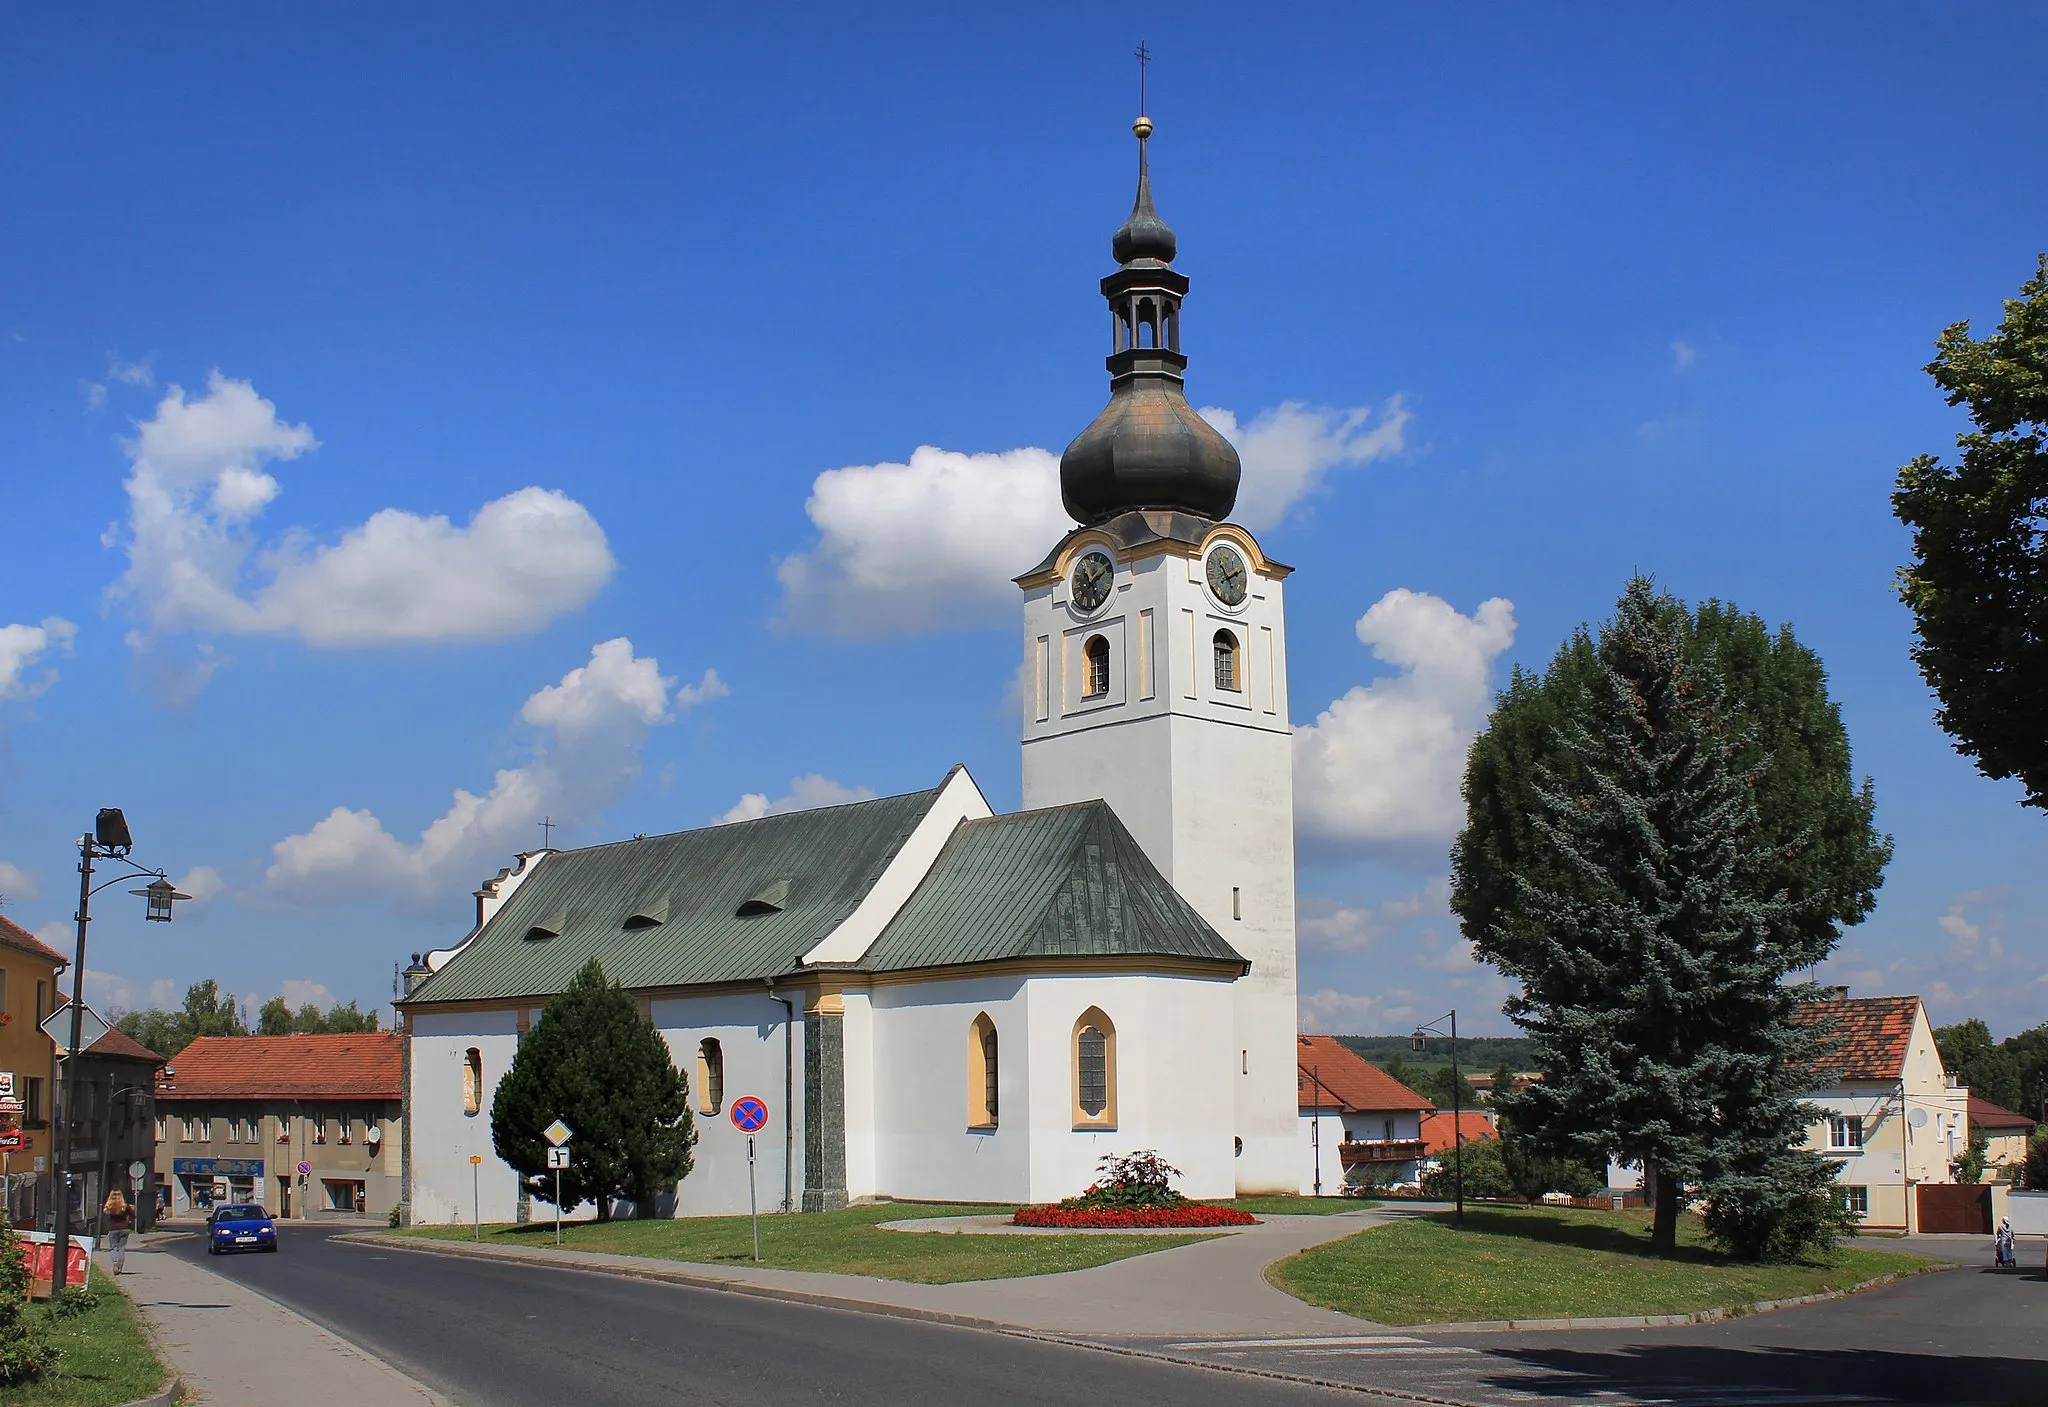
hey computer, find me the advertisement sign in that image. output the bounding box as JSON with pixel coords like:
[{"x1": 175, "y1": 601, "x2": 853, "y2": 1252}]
[
  {"x1": 17, "y1": 1232, "x2": 93, "y2": 1298},
  {"x1": 171, "y1": 1158, "x2": 265, "y2": 1178}
]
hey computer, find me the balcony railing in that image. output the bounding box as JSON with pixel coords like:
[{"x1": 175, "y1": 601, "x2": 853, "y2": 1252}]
[{"x1": 1339, "y1": 1139, "x2": 1427, "y2": 1167}]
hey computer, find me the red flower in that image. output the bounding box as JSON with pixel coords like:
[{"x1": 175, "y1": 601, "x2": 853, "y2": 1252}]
[{"x1": 1010, "y1": 1204, "x2": 1258, "y2": 1229}]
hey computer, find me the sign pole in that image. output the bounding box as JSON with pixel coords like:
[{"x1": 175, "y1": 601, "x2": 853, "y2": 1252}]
[
  {"x1": 555, "y1": 1165, "x2": 562, "y2": 1246},
  {"x1": 469, "y1": 1154, "x2": 482, "y2": 1240},
  {"x1": 748, "y1": 1135, "x2": 759, "y2": 1263}
]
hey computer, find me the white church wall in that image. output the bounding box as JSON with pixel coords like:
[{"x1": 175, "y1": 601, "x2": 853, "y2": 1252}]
[
  {"x1": 650, "y1": 990, "x2": 804, "y2": 1218},
  {"x1": 1299, "y1": 1109, "x2": 1347, "y2": 1197},
  {"x1": 408, "y1": 1010, "x2": 527, "y2": 1226},
  {"x1": 1021, "y1": 972, "x2": 1238, "y2": 1203},
  {"x1": 865, "y1": 973, "x2": 1033, "y2": 1205}
]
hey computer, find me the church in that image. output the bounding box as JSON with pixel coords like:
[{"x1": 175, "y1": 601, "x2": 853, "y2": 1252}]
[{"x1": 398, "y1": 111, "x2": 1303, "y2": 1222}]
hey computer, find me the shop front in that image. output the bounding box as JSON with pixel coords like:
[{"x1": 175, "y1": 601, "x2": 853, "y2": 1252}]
[{"x1": 170, "y1": 1157, "x2": 265, "y2": 1213}]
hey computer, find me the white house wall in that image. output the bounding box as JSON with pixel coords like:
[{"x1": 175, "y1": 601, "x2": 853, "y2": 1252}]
[
  {"x1": 1299, "y1": 1110, "x2": 1345, "y2": 1196},
  {"x1": 648, "y1": 990, "x2": 806, "y2": 1218},
  {"x1": 408, "y1": 1010, "x2": 526, "y2": 1227}
]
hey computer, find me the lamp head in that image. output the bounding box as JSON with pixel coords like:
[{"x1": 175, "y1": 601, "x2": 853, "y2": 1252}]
[
  {"x1": 95, "y1": 808, "x2": 133, "y2": 854},
  {"x1": 130, "y1": 878, "x2": 191, "y2": 922},
  {"x1": 1411, "y1": 1029, "x2": 1426, "y2": 1053}
]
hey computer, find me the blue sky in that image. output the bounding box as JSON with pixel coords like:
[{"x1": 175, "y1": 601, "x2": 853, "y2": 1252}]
[{"x1": 2, "y1": 5, "x2": 2045, "y2": 1037}]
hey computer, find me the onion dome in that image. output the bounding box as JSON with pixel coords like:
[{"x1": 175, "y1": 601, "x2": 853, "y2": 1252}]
[{"x1": 1059, "y1": 116, "x2": 1241, "y2": 526}]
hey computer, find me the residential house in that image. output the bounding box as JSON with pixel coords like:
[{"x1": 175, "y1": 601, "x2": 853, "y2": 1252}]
[
  {"x1": 1421, "y1": 1109, "x2": 1498, "y2": 1167},
  {"x1": 1296, "y1": 1036, "x2": 1433, "y2": 1193},
  {"x1": 1794, "y1": 994, "x2": 1967, "y2": 1231},
  {"x1": 154, "y1": 1033, "x2": 402, "y2": 1220},
  {"x1": 49, "y1": 1000, "x2": 163, "y2": 1234},
  {"x1": 1968, "y1": 1096, "x2": 2036, "y2": 1180},
  {"x1": 0, "y1": 916, "x2": 65, "y2": 1228}
]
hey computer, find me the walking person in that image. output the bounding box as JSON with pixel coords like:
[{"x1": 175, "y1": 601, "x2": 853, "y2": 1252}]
[{"x1": 103, "y1": 1190, "x2": 134, "y2": 1274}]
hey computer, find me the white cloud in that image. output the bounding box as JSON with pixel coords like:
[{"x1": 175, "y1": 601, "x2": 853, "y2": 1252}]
[
  {"x1": 174, "y1": 867, "x2": 228, "y2": 905},
  {"x1": 84, "y1": 970, "x2": 180, "y2": 1013},
  {"x1": 775, "y1": 400, "x2": 1408, "y2": 637},
  {"x1": 1298, "y1": 986, "x2": 1424, "y2": 1035},
  {"x1": 1197, "y1": 398, "x2": 1409, "y2": 530},
  {"x1": 278, "y1": 979, "x2": 337, "y2": 1008},
  {"x1": 35, "y1": 922, "x2": 69, "y2": 952},
  {"x1": 1672, "y1": 339, "x2": 1698, "y2": 371},
  {"x1": 0, "y1": 862, "x2": 39, "y2": 902},
  {"x1": 1294, "y1": 590, "x2": 1516, "y2": 849},
  {"x1": 109, "y1": 356, "x2": 154, "y2": 387},
  {"x1": 0, "y1": 617, "x2": 77, "y2": 703},
  {"x1": 719, "y1": 774, "x2": 877, "y2": 825},
  {"x1": 267, "y1": 639, "x2": 719, "y2": 903},
  {"x1": 1299, "y1": 878, "x2": 1450, "y2": 955},
  {"x1": 110, "y1": 372, "x2": 615, "y2": 657}
]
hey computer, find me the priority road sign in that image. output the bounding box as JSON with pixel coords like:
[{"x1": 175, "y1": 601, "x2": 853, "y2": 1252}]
[
  {"x1": 544, "y1": 1119, "x2": 573, "y2": 1147},
  {"x1": 546, "y1": 1146, "x2": 570, "y2": 1169},
  {"x1": 730, "y1": 1096, "x2": 769, "y2": 1133}
]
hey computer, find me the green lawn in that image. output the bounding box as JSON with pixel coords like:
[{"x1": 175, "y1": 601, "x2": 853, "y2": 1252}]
[
  {"x1": 1268, "y1": 1205, "x2": 1934, "y2": 1325},
  {"x1": 5, "y1": 1281, "x2": 170, "y2": 1407},
  {"x1": 401, "y1": 1203, "x2": 1216, "y2": 1283},
  {"x1": 1221, "y1": 1196, "x2": 1379, "y2": 1217}
]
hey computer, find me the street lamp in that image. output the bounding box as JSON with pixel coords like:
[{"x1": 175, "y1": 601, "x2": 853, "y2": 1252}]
[
  {"x1": 1413, "y1": 1010, "x2": 1465, "y2": 1227},
  {"x1": 53, "y1": 809, "x2": 186, "y2": 1295}
]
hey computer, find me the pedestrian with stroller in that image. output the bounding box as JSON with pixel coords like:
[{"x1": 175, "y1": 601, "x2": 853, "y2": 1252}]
[{"x1": 1994, "y1": 1215, "x2": 2017, "y2": 1269}]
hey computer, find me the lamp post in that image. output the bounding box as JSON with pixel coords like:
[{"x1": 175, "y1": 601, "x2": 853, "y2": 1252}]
[
  {"x1": 96, "y1": 1085, "x2": 154, "y2": 1241},
  {"x1": 1412, "y1": 1010, "x2": 1464, "y2": 1227},
  {"x1": 53, "y1": 809, "x2": 187, "y2": 1295}
]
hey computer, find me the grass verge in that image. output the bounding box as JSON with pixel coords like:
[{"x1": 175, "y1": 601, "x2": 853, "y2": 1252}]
[
  {"x1": 400, "y1": 1203, "x2": 1215, "y2": 1283},
  {"x1": 6, "y1": 1280, "x2": 170, "y2": 1407},
  {"x1": 1268, "y1": 1205, "x2": 1934, "y2": 1325},
  {"x1": 1220, "y1": 1196, "x2": 1379, "y2": 1217}
]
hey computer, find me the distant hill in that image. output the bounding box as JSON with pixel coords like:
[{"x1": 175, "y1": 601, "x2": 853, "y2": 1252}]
[{"x1": 1334, "y1": 1034, "x2": 1537, "y2": 1071}]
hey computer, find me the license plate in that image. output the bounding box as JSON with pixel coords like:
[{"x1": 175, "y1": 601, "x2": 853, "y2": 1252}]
[{"x1": 236, "y1": 1235, "x2": 256, "y2": 1243}]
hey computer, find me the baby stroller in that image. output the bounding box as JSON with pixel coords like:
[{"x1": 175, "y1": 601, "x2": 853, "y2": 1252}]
[{"x1": 1994, "y1": 1218, "x2": 2017, "y2": 1270}]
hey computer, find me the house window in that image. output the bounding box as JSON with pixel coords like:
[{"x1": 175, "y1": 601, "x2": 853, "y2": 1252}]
[
  {"x1": 1072, "y1": 1007, "x2": 1117, "y2": 1128},
  {"x1": 1838, "y1": 1184, "x2": 1869, "y2": 1217},
  {"x1": 154, "y1": 1115, "x2": 167, "y2": 1143},
  {"x1": 34, "y1": 981, "x2": 45, "y2": 1025},
  {"x1": 697, "y1": 1039, "x2": 725, "y2": 1118},
  {"x1": 1829, "y1": 1116, "x2": 1863, "y2": 1149},
  {"x1": 0, "y1": 969, "x2": 9, "y2": 1014},
  {"x1": 23, "y1": 1077, "x2": 42, "y2": 1125},
  {"x1": 1083, "y1": 635, "x2": 1111, "y2": 698},
  {"x1": 967, "y1": 1014, "x2": 999, "y2": 1129},
  {"x1": 1383, "y1": 1119, "x2": 1396, "y2": 1142},
  {"x1": 183, "y1": 1114, "x2": 211, "y2": 1142},
  {"x1": 463, "y1": 1048, "x2": 483, "y2": 1117},
  {"x1": 1213, "y1": 630, "x2": 1240, "y2": 691}
]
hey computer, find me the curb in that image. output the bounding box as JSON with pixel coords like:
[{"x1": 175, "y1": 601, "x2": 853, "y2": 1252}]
[
  {"x1": 115, "y1": 1380, "x2": 183, "y2": 1407},
  {"x1": 1380, "y1": 1262, "x2": 1953, "y2": 1335}
]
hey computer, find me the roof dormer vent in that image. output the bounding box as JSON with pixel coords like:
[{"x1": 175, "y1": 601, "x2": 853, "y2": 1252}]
[
  {"x1": 523, "y1": 910, "x2": 566, "y2": 942},
  {"x1": 736, "y1": 878, "x2": 790, "y2": 917},
  {"x1": 624, "y1": 896, "x2": 668, "y2": 931}
]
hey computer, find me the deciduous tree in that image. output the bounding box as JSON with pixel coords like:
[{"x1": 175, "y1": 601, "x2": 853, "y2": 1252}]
[{"x1": 1894, "y1": 255, "x2": 2048, "y2": 806}]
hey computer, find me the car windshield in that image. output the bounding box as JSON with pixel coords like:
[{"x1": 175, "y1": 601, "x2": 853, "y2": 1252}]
[{"x1": 217, "y1": 1206, "x2": 269, "y2": 1221}]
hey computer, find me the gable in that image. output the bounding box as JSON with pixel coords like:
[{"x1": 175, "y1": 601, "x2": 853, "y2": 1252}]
[
  {"x1": 1793, "y1": 996, "x2": 1925, "y2": 1083},
  {"x1": 1296, "y1": 1035, "x2": 1433, "y2": 1114}
]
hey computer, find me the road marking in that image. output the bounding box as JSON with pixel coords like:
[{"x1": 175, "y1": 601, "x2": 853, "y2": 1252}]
[{"x1": 1168, "y1": 1334, "x2": 1429, "y2": 1349}]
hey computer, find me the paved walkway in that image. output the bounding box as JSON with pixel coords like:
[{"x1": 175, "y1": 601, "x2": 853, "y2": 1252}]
[
  {"x1": 360, "y1": 1206, "x2": 1406, "y2": 1338},
  {"x1": 113, "y1": 1237, "x2": 449, "y2": 1406}
]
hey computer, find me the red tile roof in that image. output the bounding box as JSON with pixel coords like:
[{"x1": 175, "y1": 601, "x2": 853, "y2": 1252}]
[
  {"x1": 1792, "y1": 996, "x2": 1922, "y2": 1081},
  {"x1": 156, "y1": 1033, "x2": 401, "y2": 1101},
  {"x1": 1297, "y1": 1036, "x2": 1435, "y2": 1114},
  {"x1": 0, "y1": 914, "x2": 66, "y2": 968},
  {"x1": 1969, "y1": 1095, "x2": 2036, "y2": 1133},
  {"x1": 1420, "y1": 1109, "x2": 1498, "y2": 1155}
]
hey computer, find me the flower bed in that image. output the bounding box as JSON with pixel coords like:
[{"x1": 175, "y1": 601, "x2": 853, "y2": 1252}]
[{"x1": 1012, "y1": 1204, "x2": 1258, "y2": 1229}]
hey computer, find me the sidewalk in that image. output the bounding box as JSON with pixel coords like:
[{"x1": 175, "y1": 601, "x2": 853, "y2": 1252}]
[
  {"x1": 113, "y1": 1239, "x2": 448, "y2": 1407},
  {"x1": 357, "y1": 1206, "x2": 1405, "y2": 1338}
]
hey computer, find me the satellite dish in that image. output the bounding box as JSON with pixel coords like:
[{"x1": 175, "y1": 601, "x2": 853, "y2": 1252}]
[
  {"x1": 365, "y1": 1126, "x2": 382, "y2": 1145},
  {"x1": 1909, "y1": 1109, "x2": 1929, "y2": 1128}
]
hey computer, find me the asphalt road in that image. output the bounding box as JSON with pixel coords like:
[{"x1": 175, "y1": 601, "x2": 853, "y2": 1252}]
[
  {"x1": 1108, "y1": 1237, "x2": 2048, "y2": 1407},
  {"x1": 161, "y1": 1224, "x2": 1350, "y2": 1406}
]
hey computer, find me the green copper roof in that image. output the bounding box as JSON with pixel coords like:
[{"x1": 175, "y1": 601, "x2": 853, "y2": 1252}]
[
  {"x1": 858, "y1": 802, "x2": 1244, "y2": 971},
  {"x1": 404, "y1": 786, "x2": 1243, "y2": 1007},
  {"x1": 405, "y1": 785, "x2": 943, "y2": 1004}
]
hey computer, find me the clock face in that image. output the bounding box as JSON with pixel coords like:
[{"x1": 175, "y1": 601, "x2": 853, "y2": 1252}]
[
  {"x1": 1070, "y1": 552, "x2": 1114, "y2": 612},
  {"x1": 1206, "y1": 545, "x2": 1249, "y2": 606}
]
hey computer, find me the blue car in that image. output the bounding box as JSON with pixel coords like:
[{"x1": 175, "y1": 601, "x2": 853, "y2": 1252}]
[{"x1": 206, "y1": 1203, "x2": 278, "y2": 1254}]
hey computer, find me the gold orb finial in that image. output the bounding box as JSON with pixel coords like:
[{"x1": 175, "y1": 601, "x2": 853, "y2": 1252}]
[{"x1": 1133, "y1": 115, "x2": 1153, "y2": 140}]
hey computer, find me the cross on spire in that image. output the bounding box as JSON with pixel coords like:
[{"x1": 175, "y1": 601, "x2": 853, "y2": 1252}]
[
  {"x1": 1135, "y1": 40, "x2": 1151, "y2": 114},
  {"x1": 539, "y1": 815, "x2": 555, "y2": 848}
]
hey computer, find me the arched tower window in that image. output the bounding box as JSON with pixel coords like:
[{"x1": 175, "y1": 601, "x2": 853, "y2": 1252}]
[
  {"x1": 697, "y1": 1038, "x2": 725, "y2": 1117},
  {"x1": 1083, "y1": 635, "x2": 1111, "y2": 698},
  {"x1": 967, "y1": 1014, "x2": 999, "y2": 1129},
  {"x1": 1072, "y1": 1007, "x2": 1117, "y2": 1129},
  {"x1": 1213, "y1": 630, "x2": 1240, "y2": 692},
  {"x1": 462, "y1": 1048, "x2": 482, "y2": 1117}
]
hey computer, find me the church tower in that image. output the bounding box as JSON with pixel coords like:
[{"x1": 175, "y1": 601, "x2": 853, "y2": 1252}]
[{"x1": 1018, "y1": 113, "x2": 1299, "y2": 1195}]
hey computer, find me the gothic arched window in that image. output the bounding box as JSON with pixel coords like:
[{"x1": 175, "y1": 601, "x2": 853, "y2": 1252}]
[
  {"x1": 462, "y1": 1048, "x2": 482, "y2": 1117},
  {"x1": 1213, "y1": 630, "x2": 1240, "y2": 692},
  {"x1": 697, "y1": 1038, "x2": 725, "y2": 1117},
  {"x1": 967, "y1": 1014, "x2": 999, "y2": 1129},
  {"x1": 1072, "y1": 1008, "x2": 1117, "y2": 1128},
  {"x1": 1084, "y1": 635, "x2": 1111, "y2": 698}
]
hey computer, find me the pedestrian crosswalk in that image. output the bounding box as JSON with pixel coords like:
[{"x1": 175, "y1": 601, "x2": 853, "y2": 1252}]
[{"x1": 1152, "y1": 1335, "x2": 1905, "y2": 1407}]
